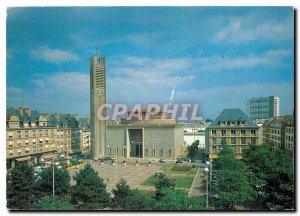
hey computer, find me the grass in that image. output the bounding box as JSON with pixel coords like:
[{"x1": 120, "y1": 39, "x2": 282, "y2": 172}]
[
  {"x1": 139, "y1": 190, "x2": 155, "y2": 198},
  {"x1": 161, "y1": 164, "x2": 197, "y2": 174},
  {"x1": 174, "y1": 176, "x2": 194, "y2": 188},
  {"x1": 141, "y1": 175, "x2": 157, "y2": 186},
  {"x1": 141, "y1": 175, "x2": 194, "y2": 188}
]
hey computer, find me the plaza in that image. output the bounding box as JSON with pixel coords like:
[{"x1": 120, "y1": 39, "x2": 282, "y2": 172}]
[{"x1": 69, "y1": 159, "x2": 163, "y2": 192}]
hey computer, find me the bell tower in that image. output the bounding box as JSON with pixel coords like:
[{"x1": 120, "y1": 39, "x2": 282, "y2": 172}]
[{"x1": 90, "y1": 48, "x2": 106, "y2": 159}]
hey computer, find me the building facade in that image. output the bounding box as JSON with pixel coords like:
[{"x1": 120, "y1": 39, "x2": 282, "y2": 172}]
[
  {"x1": 6, "y1": 107, "x2": 81, "y2": 168},
  {"x1": 106, "y1": 119, "x2": 184, "y2": 160},
  {"x1": 205, "y1": 109, "x2": 259, "y2": 159},
  {"x1": 262, "y1": 115, "x2": 294, "y2": 153},
  {"x1": 79, "y1": 117, "x2": 91, "y2": 155},
  {"x1": 249, "y1": 96, "x2": 280, "y2": 122},
  {"x1": 90, "y1": 50, "x2": 106, "y2": 160}
]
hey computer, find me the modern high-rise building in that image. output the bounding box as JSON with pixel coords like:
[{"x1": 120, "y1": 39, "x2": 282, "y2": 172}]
[
  {"x1": 249, "y1": 96, "x2": 280, "y2": 121},
  {"x1": 90, "y1": 49, "x2": 106, "y2": 160}
]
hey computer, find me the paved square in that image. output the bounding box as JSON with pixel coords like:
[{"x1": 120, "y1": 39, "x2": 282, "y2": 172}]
[{"x1": 69, "y1": 160, "x2": 162, "y2": 192}]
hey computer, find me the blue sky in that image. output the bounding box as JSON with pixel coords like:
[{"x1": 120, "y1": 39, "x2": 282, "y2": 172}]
[{"x1": 6, "y1": 7, "x2": 294, "y2": 119}]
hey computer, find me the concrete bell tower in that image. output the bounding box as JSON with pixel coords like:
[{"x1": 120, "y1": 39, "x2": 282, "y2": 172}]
[{"x1": 90, "y1": 48, "x2": 106, "y2": 159}]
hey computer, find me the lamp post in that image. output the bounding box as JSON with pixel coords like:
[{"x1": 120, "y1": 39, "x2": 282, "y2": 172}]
[{"x1": 204, "y1": 161, "x2": 210, "y2": 209}]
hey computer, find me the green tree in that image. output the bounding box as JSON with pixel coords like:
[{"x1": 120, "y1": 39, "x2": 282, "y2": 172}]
[
  {"x1": 7, "y1": 163, "x2": 36, "y2": 209},
  {"x1": 34, "y1": 166, "x2": 71, "y2": 199},
  {"x1": 71, "y1": 163, "x2": 110, "y2": 209},
  {"x1": 111, "y1": 178, "x2": 154, "y2": 210},
  {"x1": 243, "y1": 145, "x2": 294, "y2": 210},
  {"x1": 215, "y1": 145, "x2": 254, "y2": 209},
  {"x1": 154, "y1": 173, "x2": 175, "y2": 201},
  {"x1": 154, "y1": 188, "x2": 207, "y2": 210},
  {"x1": 187, "y1": 140, "x2": 199, "y2": 160},
  {"x1": 37, "y1": 196, "x2": 74, "y2": 210}
]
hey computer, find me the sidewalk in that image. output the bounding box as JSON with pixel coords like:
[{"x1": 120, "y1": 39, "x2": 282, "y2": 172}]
[{"x1": 188, "y1": 168, "x2": 206, "y2": 197}]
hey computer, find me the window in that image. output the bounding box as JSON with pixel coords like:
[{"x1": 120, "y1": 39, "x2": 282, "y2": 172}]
[
  {"x1": 168, "y1": 150, "x2": 171, "y2": 156},
  {"x1": 221, "y1": 138, "x2": 226, "y2": 144},
  {"x1": 25, "y1": 131, "x2": 28, "y2": 138},
  {"x1": 108, "y1": 148, "x2": 112, "y2": 154},
  {"x1": 241, "y1": 137, "x2": 246, "y2": 144},
  {"x1": 251, "y1": 138, "x2": 256, "y2": 144},
  {"x1": 145, "y1": 149, "x2": 148, "y2": 156},
  {"x1": 45, "y1": 130, "x2": 48, "y2": 135},
  {"x1": 241, "y1": 130, "x2": 246, "y2": 136},
  {"x1": 231, "y1": 138, "x2": 236, "y2": 144},
  {"x1": 251, "y1": 130, "x2": 256, "y2": 136},
  {"x1": 8, "y1": 132, "x2": 13, "y2": 139},
  {"x1": 212, "y1": 146, "x2": 217, "y2": 152},
  {"x1": 212, "y1": 130, "x2": 216, "y2": 136},
  {"x1": 8, "y1": 141, "x2": 13, "y2": 147},
  {"x1": 221, "y1": 130, "x2": 226, "y2": 136},
  {"x1": 122, "y1": 148, "x2": 126, "y2": 155},
  {"x1": 160, "y1": 149, "x2": 163, "y2": 156},
  {"x1": 115, "y1": 148, "x2": 118, "y2": 155},
  {"x1": 39, "y1": 130, "x2": 43, "y2": 136},
  {"x1": 231, "y1": 130, "x2": 236, "y2": 135},
  {"x1": 17, "y1": 131, "x2": 21, "y2": 138},
  {"x1": 153, "y1": 149, "x2": 156, "y2": 156},
  {"x1": 212, "y1": 138, "x2": 217, "y2": 144}
]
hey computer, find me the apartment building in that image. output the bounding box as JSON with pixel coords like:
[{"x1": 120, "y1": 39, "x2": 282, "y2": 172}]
[
  {"x1": 79, "y1": 117, "x2": 91, "y2": 155},
  {"x1": 205, "y1": 109, "x2": 259, "y2": 159},
  {"x1": 6, "y1": 107, "x2": 80, "y2": 168},
  {"x1": 263, "y1": 115, "x2": 294, "y2": 152}
]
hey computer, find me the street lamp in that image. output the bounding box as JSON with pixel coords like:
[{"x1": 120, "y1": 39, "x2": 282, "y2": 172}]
[{"x1": 204, "y1": 161, "x2": 210, "y2": 209}]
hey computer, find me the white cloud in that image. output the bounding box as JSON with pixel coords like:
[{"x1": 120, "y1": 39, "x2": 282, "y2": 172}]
[
  {"x1": 7, "y1": 87, "x2": 24, "y2": 94},
  {"x1": 30, "y1": 46, "x2": 80, "y2": 64},
  {"x1": 212, "y1": 15, "x2": 293, "y2": 43},
  {"x1": 30, "y1": 72, "x2": 89, "y2": 97},
  {"x1": 197, "y1": 49, "x2": 292, "y2": 72}
]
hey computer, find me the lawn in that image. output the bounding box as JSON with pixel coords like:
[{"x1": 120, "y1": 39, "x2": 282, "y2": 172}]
[
  {"x1": 161, "y1": 164, "x2": 197, "y2": 174},
  {"x1": 139, "y1": 190, "x2": 155, "y2": 198},
  {"x1": 174, "y1": 176, "x2": 194, "y2": 188},
  {"x1": 141, "y1": 175, "x2": 194, "y2": 189},
  {"x1": 141, "y1": 175, "x2": 157, "y2": 186}
]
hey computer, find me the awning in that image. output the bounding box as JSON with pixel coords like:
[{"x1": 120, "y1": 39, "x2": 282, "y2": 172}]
[
  {"x1": 43, "y1": 154, "x2": 55, "y2": 160},
  {"x1": 16, "y1": 156, "x2": 31, "y2": 162},
  {"x1": 25, "y1": 148, "x2": 30, "y2": 151},
  {"x1": 32, "y1": 139, "x2": 36, "y2": 142},
  {"x1": 25, "y1": 140, "x2": 29, "y2": 143},
  {"x1": 39, "y1": 138, "x2": 43, "y2": 141},
  {"x1": 46, "y1": 138, "x2": 49, "y2": 141}
]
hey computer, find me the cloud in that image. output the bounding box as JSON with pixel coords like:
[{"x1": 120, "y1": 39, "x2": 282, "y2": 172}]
[
  {"x1": 30, "y1": 46, "x2": 80, "y2": 64},
  {"x1": 7, "y1": 87, "x2": 24, "y2": 94},
  {"x1": 197, "y1": 49, "x2": 292, "y2": 72},
  {"x1": 30, "y1": 72, "x2": 89, "y2": 97},
  {"x1": 212, "y1": 14, "x2": 293, "y2": 43}
]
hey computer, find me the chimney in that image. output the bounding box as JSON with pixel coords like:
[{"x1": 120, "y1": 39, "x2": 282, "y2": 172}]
[
  {"x1": 18, "y1": 107, "x2": 24, "y2": 116},
  {"x1": 24, "y1": 107, "x2": 31, "y2": 117}
]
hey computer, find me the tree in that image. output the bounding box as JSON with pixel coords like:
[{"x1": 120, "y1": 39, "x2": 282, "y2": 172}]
[
  {"x1": 154, "y1": 173, "x2": 175, "y2": 201},
  {"x1": 214, "y1": 145, "x2": 254, "y2": 209},
  {"x1": 111, "y1": 178, "x2": 154, "y2": 210},
  {"x1": 154, "y1": 188, "x2": 207, "y2": 210},
  {"x1": 37, "y1": 196, "x2": 74, "y2": 210},
  {"x1": 7, "y1": 163, "x2": 36, "y2": 209},
  {"x1": 34, "y1": 166, "x2": 71, "y2": 199},
  {"x1": 243, "y1": 145, "x2": 294, "y2": 210},
  {"x1": 187, "y1": 140, "x2": 199, "y2": 160},
  {"x1": 71, "y1": 163, "x2": 110, "y2": 209}
]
